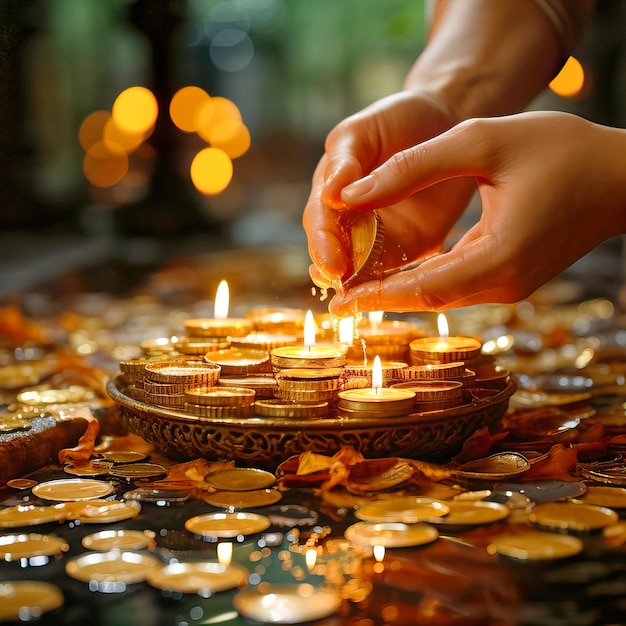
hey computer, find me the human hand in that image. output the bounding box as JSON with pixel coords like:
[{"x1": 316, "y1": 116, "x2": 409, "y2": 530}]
[
  {"x1": 302, "y1": 90, "x2": 474, "y2": 288},
  {"x1": 329, "y1": 111, "x2": 626, "y2": 315}
]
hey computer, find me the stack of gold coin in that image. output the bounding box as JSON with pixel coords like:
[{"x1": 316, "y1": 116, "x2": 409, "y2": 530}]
[
  {"x1": 391, "y1": 380, "x2": 464, "y2": 411},
  {"x1": 409, "y1": 336, "x2": 482, "y2": 365},
  {"x1": 218, "y1": 375, "x2": 278, "y2": 399},
  {"x1": 203, "y1": 348, "x2": 271, "y2": 376},
  {"x1": 184, "y1": 317, "x2": 254, "y2": 339},
  {"x1": 274, "y1": 367, "x2": 344, "y2": 403},
  {"x1": 253, "y1": 398, "x2": 329, "y2": 419},
  {"x1": 143, "y1": 359, "x2": 221, "y2": 408},
  {"x1": 398, "y1": 362, "x2": 466, "y2": 382},
  {"x1": 354, "y1": 319, "x2": 425, "y2": 363},
  {"x1": 139, "y1": 337, "x2": 178, "y2": 357},
  {"x1": 343, "y1": 361, "x2": 408, "y2": 387},
  {"x1": 119, "y1": 357, "x2": 161, "y2": 400},
  {"x1": 230, "y1": 332, "x2": 300, "y2": 353},
  {"x1": 184, "y1": 386, "x2": 256, "y2": 418},
  {"x1": 173, "y1": 336, "x2": 231, "y2": 356}
]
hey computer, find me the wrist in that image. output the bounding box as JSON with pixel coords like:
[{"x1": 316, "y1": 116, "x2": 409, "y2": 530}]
[{"x1": 405, "y1": 0, "x2": 566, "y2": 123}]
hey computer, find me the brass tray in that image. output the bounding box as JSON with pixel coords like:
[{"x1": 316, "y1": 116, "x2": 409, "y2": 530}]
[{"x1": 108, "y1": 377, "x2": 515, "y2": 470}]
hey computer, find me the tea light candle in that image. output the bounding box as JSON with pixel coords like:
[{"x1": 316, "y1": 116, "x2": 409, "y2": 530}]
[
  {"x1": 184, "y1": 280, "x2": 253, "y2": 338},
  {"x1": 203, "y1": 347, "x2": 271, "y2": 375},
  {"x1": 409, "y1": 313, "x2": 481, "y2": 365},
  {"x1": 270, "y1": 311, "x2": 347, "y2": 370},
  {"x1": 245, "y1": 307, "x2": 307, "y2": 334},
  {"x1": 353, "y1": 312, "x2": 424, "y2": 362},
  {"x1": 230, "y1": 331, "x2": 299, "y2": 352},
  {"x1": 337, "y1": 356, "x2": 415, "y2": 417}
]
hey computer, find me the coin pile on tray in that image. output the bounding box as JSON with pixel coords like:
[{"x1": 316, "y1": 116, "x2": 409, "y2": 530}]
[{"x1": 116, "y1": 306, "x2": 508, "y2": 421}]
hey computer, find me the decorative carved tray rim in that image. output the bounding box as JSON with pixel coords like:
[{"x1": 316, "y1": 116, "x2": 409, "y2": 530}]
[{"x1": 107, "y1": 376, "x2": 516, "y2": 429}]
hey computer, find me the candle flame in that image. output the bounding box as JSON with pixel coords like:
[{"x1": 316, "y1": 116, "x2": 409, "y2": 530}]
[
  {"x1": 303, "y1": 310, "x2": 316, "y2": 348},
  {"x1": 217, "y1": 541, "x2": 233, "y2": 567},
  {"x1": 373, "y1": 544, "x2": 385, "y2": 562},
  {"x1": 437, "y1": 313, "x2": 449, "y2": 339},
  {"x1": 369, "y1": 311, "x2": 384, "y2": 328},
  {"x1": 338, "y1": 317, "x2": 354, "y2": 345},
  {"x1": 214, "y1": 280, "x2": 230, "y2": 319},
  {"x1": 305, "y1": 548, "x2": 317, "y2": 573},
  {"x1": 372, "y1": 355, "x2": 383, "y2": 392}
]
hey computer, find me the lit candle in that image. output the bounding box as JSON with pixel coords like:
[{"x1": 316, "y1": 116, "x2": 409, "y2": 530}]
[
  {"x1": 337, "y1": 356, "x2": 415, "y2": 417},
  {"x1": 270, "y1": 310, "x2": 347, "y2": 370},
  {"x1": 409, "y1": 313, "x2": 481, "y2": 365},
  {"x1": 184, "y1": 280, "x2": 253, "y2": 339},
  {"x1": 354, "y1": 312, "x2": 425, "y2": 363}
]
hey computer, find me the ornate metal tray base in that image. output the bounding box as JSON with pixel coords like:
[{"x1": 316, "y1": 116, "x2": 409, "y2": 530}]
[{"x1": 107, "y1": 377, "x2": 515, "y2": 471}]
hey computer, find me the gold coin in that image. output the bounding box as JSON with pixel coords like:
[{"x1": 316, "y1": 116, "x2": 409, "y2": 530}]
[
  {"x1": 529, "y1": 501, "x2": 619, "y2": 532},
  {"x1": 0, "y1": 418, "x2": 31, "y2": 433},
  {"x1": 489, "y1": 530, "x2": 583, "y2": 561},
  {"x1": 185, "y1": 512, "x2": 271, "y2": 538},
  {"x1": 204, "y1": 489, "x2": 282, "y2": 509},
  {"x1": 147, "y1": 562, "x2": 249, "y2": 594},
  {"x1": 0, "y1": 581, "x2": 64, "y2": 621},
  {"x1": 0, "y1": 533, "x2": 69, "y2": 560},
  {"x1": 204, "y1": 468, "x2": 276, "y2": 491}
]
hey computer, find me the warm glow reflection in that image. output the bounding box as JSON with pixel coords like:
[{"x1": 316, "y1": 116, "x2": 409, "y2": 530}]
[
  {"x1": 437, "y1": 313, "x2": 449, "y2": 339},
  {"x1": 170, "y1": 85, "x2": 211, "y2": 132},
  {"x1": 112, "y1": 86, "x2": 158, "y2": 134},
  {"x1": 190, "y1": 147, "x2": 233, "y2": 195},
  {"x1": 217, "y1": 541, "x2": 233, "y2": 567},
  {"x1": 549, "y1": 56, "x2": 585, "y2": 98},
  {"x1": 372, "y1": 355, "x2": 383, "y2": 391},
  {"x1": 305, "y1": 548, "x2": 317, "y2": 573},
  {"x1": 369, "y1": 311, "x2": 384, "y2": 328},
  {"x1": 214, "y1": 280, "x2": 230, "y2": 319},
  {"x1": 303, "y1": 310, "x2": 316, "y2": 348},
  {"x1": 339, "y1": 317, "x2": 354, "y2": 345},
  {"x1": 83, "y1": 141, "x2": 129, "y2": 188}
]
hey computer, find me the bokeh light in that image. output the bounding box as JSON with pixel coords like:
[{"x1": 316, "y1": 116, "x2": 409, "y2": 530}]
[
  {"x1": 209, "y1": 28, "x2": 254, "y2": 72},
  {"x1": 206, "y1": 119, "x2": 251, "y2": 158},
  {"x1": 196, "y1": 96, "x2": 242, "y2": 143},
  {"x1": 83, "y1": 141, "x2": 129, "y2": 188},
  {"x1": 103, "y1": 117, "x2": 146, "y2": 153},
  {"x1": 549, "y1": 56, "x2": 585, "y2": 98},
  {"x1": 170, "y1": 86, "x2": 211, "y2": 132},
  {"x1": 190, "y1": 147, "x2": 234, "y2": 195},
  {"x1": 78, "y1": 110, "x2": 111, "y2": 152},
  {"x1": 112, "y1": 86, "x2": 158, "y2": 135},
  {"x1": 80, "y1": 84, "x2": 247, "y2": 198}
]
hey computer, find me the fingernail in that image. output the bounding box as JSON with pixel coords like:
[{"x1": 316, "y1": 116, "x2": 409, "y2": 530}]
[{"x1": 342, "y1": 175, "x2": 375, "y2": 200}]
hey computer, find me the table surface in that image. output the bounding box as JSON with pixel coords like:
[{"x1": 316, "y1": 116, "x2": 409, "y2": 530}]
[{"x1": 1, "y1": 448, "x2": 626, "y2": 626}]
